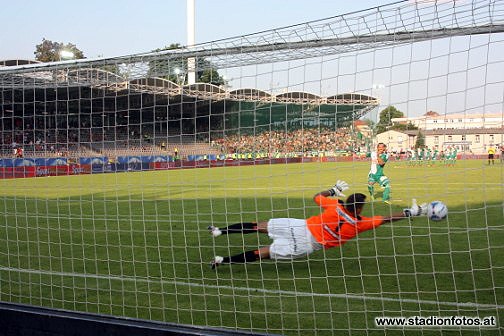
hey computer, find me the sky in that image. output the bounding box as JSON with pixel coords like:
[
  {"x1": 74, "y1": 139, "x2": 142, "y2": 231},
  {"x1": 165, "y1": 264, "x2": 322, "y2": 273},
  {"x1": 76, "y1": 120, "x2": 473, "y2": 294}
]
[
  {"x1": 1, "y1": 0, "x2": 502, "y2": 119},
  {"x1": 1, "y1": 0, "x2": 400, "y2": 60}
]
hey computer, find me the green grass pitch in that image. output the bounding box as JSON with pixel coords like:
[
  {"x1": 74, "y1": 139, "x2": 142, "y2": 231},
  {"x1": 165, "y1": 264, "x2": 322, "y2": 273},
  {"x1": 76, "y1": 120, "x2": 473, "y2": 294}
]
[{"x1": 0, "y1": 159, "x2": 503, "y2": 335}]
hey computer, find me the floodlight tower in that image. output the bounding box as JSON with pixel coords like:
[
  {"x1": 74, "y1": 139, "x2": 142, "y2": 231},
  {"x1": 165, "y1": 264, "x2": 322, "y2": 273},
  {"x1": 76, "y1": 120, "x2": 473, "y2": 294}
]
[{"x1": 187, "y1": 0, "x2": 196, "y2": 85}]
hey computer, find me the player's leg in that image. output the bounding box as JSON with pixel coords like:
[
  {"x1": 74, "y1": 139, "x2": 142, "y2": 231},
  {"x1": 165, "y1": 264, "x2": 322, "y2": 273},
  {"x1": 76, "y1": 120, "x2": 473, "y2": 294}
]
[
  {"x1": 367, "y1": 175, "x2": 376, "y2": 200},
  {"x1": 211, "y1": 218, "x2": 317, "y2": 268},
  {"x1": 367, "y1": 182, "x2": 375, "y2": 200},
  {"x1": 211, "y1": 247, "x2": 269, "y2": 269},
  {"x1": 380, "y1": 176, "x2": 391, "y2": 203},
  {"x1": 208, "y1": 221, "x2": 268, "y2": 237}
]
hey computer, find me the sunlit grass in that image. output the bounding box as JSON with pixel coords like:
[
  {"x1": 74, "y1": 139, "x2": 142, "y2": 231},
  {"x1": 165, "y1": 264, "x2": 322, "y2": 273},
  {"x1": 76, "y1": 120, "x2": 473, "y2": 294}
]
[{"x1": 1, "y1": 159, "x2": 502, "y2": 335}]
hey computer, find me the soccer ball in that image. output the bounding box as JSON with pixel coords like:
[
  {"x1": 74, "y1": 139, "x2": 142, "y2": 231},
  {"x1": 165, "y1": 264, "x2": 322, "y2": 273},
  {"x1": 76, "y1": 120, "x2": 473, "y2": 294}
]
[{"x1": 427, "y1": 201, "x2": 448, "y2": 221}]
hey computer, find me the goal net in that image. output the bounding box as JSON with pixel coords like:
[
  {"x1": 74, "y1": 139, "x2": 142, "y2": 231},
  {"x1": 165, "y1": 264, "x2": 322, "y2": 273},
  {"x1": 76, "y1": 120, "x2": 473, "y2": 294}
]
[{"x1": 1, "y1": 0, "x2": 503, "y2": 334}]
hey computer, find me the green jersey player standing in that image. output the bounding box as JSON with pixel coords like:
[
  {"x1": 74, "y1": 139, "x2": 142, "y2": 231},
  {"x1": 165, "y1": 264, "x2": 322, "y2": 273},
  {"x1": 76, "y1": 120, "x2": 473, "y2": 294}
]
[
  {"x1": 431, "y1": 148, "x2": 439, "y2": 165},
  {"x1": 368, "y1": 143, "x2": 391, "y2": 203}
]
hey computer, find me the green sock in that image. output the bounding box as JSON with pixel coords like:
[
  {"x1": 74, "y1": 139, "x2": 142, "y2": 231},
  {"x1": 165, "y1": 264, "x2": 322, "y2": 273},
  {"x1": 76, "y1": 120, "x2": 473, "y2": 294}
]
[
  {"x1": 382, "y1": 184, "x2": 390, "y2": 201},
  {"x1": 367, "y1": 184, "x2": 374, "y2": 196}
]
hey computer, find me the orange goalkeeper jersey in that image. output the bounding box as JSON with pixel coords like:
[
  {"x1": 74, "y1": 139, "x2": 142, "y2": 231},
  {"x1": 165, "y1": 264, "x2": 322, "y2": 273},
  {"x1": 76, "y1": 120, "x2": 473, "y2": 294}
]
[{"x1": 306, "y1": 195, "x2": 385, "y2": 248}]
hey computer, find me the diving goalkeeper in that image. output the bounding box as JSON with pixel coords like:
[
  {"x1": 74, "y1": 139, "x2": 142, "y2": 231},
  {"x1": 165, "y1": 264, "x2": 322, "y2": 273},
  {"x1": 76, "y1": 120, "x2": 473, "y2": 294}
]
[{"x1": 209, "y1": 180, "x2": 427, "y2": 268}]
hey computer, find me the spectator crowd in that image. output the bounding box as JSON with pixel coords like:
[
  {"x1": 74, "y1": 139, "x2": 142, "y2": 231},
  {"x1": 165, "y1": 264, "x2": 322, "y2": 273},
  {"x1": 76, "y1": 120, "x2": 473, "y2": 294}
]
[
  {"x1": 2, "y1": 121, "x2": 370, "y2": 160},
  {"x1": 212, "y1": 127, "x2": 368, "y2": 156}
]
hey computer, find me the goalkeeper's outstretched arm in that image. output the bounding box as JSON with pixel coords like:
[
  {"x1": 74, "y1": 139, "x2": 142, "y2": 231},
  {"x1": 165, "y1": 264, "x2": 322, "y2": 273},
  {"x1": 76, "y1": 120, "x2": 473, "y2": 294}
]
[
  {"x1": 313, "y1": 180, "x2": 350, "y2": 201},
  {"x1": 313, "y1": 189, "x2": 335, "y2": 200},
  {"x1": 382, "y1": 211, "x2": 414, "y2": 223},
  {"x1": 383, "y1": 199, "x2": 428, "y2": 223}
]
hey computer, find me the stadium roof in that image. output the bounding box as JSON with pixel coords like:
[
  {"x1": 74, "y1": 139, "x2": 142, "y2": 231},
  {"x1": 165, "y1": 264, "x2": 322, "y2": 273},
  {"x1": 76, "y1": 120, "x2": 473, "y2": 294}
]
[
  {"x1": 0, "y1": 59, "x2": 379, "y2": 130},
  {"x1": 0, "y1": 59, "x2": 41, "y2": 67},
  {"x1": 0, "y1": 59, "x2": 379, "y2": 109}
]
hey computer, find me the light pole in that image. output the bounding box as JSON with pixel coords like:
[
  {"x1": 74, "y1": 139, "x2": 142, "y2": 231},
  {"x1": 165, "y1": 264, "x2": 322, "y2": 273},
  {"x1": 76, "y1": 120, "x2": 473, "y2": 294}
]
[
  {"x1": 372, "y1": 83, "x2": 385, "y2": 121},
  {"x1": 372, "y1": 83, "x2": 385, "y2": 104},
  {"x1": 187, "y1": 0, "x2": 196, "y2": 85}
]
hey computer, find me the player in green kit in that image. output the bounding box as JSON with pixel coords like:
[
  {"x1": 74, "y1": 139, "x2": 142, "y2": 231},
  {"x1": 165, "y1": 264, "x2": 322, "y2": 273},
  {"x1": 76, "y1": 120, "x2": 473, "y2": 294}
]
[
  {"x1": 431, "y1": 147, "x2": 439, "y2": 165},
  {"x1": 418, "y1": 147, "x2": 426, "y2": 166},
  {"x1": 424, "y1": 147, "x2": 432, "y2": 166},
  {"x1": 447, "y1": 146, "x2": 458, "y2": 166},
  {"x1": 368, "y1": 143, "x2": 391, "y2": 203},
  {"x1": 439, "y1": 150, "x2": 447, "y2": 165},
  {"x1": 407, "y1": 148, "x2": 415, "y2": 166},
  {"x1": 452, "y1": 147, "x2": 458, "y2": 165}
]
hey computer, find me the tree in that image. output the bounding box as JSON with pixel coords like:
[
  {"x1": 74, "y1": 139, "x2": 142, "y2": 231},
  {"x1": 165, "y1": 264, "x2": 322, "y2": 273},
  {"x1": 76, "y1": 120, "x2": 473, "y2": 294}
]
[
  {"x1": 198, "y1": 64, "x2": 226, "y2": 86},
  {"x1": 375, "y1": 106, "x2": 405, "y2": 134},
  {"x1": 415, "y1": 131, "x2": 425, "y2": 149},
  {"x1": 34, "y1": 38, "x2": 85, "y2": 62},
  {"x1": 393, "y1": 122, "x2": 418, "y2": 131},
  {"x1": 148, "y1": 43, "x2": 226, "y2": 86},
  {"x1": 148, "y1": 44, "x2": 184, "y2": 82}
]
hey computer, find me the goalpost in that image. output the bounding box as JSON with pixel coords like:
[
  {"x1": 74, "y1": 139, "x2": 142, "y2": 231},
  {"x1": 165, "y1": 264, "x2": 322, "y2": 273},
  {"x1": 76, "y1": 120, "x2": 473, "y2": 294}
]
[{"x1": 1, "y1": 0, "x2": 503, "y2": 335}]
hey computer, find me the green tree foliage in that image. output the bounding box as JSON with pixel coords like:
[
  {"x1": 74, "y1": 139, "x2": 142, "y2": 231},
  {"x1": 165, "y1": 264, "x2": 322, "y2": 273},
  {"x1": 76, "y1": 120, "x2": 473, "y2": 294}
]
[
  {"x1": 148, "y1": 43, "x2": 226, "y2": 86},
  {"x1": 34, "y1": 38, "x2": 85, "y2": 62},
  {"x1": 415, "y1": 131, "x2": 425, "y2": 149},
  {"x1": 198, "y1": 67, "x2": 226, "y2": 86},
  {"x1": 393, "y1": 122, "x2": 418, "y2": 131},
  {"x1": 375, "y1": 106, "x2": 405, "y2": 134}
]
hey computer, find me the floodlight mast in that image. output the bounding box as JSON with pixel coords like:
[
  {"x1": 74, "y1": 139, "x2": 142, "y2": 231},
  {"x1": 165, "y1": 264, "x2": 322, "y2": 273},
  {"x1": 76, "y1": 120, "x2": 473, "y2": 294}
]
[{"x1": 187, "y1": 0, "x2": 196, "y2": 85}]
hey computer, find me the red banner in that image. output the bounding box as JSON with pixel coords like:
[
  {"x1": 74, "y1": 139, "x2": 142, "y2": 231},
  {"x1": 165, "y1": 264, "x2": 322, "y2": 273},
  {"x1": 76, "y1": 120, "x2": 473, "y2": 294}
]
[{"x1": 0, "y1": 165, "x2": 93, "y2": 179}]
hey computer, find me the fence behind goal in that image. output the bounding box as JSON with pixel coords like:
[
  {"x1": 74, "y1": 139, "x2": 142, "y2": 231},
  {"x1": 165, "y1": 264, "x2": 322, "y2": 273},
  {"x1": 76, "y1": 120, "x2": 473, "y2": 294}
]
[{"x1": 1, "y1": 0, "x2": 503, "y2": 335}]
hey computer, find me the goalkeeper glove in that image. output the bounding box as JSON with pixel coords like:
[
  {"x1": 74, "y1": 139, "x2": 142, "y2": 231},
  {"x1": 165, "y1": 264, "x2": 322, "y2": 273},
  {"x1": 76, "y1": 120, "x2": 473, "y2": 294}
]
[
  {"x1": 329, "y1": 180, "x2": 349, "y2": 197},
  {"x1": 403, "y1": 199, "x2": 427, "y2": 217}
]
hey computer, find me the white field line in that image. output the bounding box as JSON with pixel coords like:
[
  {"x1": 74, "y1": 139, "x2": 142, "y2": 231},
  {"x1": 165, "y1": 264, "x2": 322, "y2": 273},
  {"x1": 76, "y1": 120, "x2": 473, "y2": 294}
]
[{"x1": 1, "y1": 266, "x2": 503, "y2": 310}]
